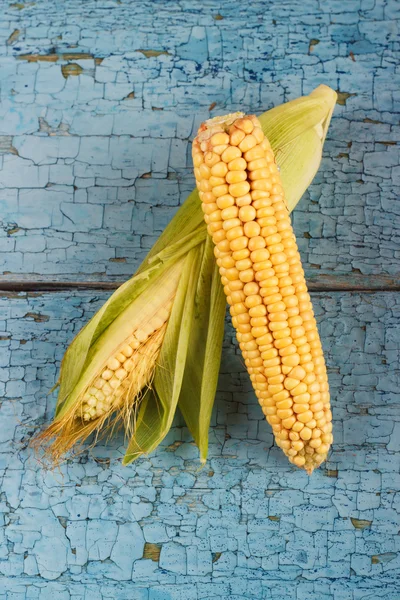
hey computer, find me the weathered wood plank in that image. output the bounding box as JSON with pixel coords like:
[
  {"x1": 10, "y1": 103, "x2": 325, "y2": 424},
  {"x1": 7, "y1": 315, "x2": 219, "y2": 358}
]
[
  {"x1": 0, "y1": 290, "x2": 398, "y2": 594},
  {"x1": 0, "y1": 272, "x2": 399, "y2": 292},
  {"x1": 0, "y1": 0, "x2": 399, "y2": 283}
]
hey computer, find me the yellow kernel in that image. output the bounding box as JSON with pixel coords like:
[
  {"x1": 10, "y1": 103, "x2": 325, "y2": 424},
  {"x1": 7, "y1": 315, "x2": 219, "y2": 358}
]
[
  {"x1": 264, "y1": 357, "x2": 280, "y2": 368},
  {"x1": 230, "y1": 236, "x2": 248, "y2": 251},
  {"x1": 316, "y1": 443, "x2": 329, "y2": 455},
  {"x1": 251, "y1": 317, "x2": 267, "y2": 329},
  {"x1": 226, "y1": 226, "x2": 244, "y2": 241},
  {"x1": 293, "y1": 455, "x2": 306, "y2": 467},
  {"x1": 221, "y1": 146, "x2": 242, "y2": 163},
  {"x1": 228, "y1": 157, "x2": 247, "y2": 171},
  {"x1": 243, "y1": 221, "x2": 261, "y2": 238},
  {"x1": 265, "y1": 365, "x2": 281, "y2": 377},
  {"x1": 221, "y1": 206, "x2": 239, "y2": 221},
  {"x1": 247, "y1": 158, "x2": 268, "y2": 171},
  {"x1": 235, "y1": 118, "x2": 254, "y2": 133},
  {"x1": 297, "y1": 410, "x2": 314, "y2": 424},
  {"x1": 249, "y1": 305, "x2": 266, "y2": 318},
  {"x1": 236, "y1": 193, "x2": 253, "y2": 207},
  {"x1": 107, "y1": 357, "x2": 120, "y2": 371},
  {"x1": 244, "y1": 145, "x2": 265, "y2": 161},
  {"x1": 208, "y1": 210, "x2": 222, "y2": 223},
  {"x1": 193, "y1": 153, "x2": 203, "y2": 167},
  {"x1": 237, "y1": 311, "x2": 251, "y2": 324},
  {"x1": 273, "y1": 327, "x2": 291, "y2": 340},
  {"x1": 213, "y1": 144, "x2": 229, "y2": 155},
  {"x1": 243, "y1": 282, "x2": 259, "y2": 296},
  {"x1": 281, "y1": 415, "x2": 296, "y2": 429},
  {"x1": 102, "y1": 369, "x2": 113, "y2": 381},
  {"x1": 292, "y1": 421, "x2": 304, "y2": 433},
  {"x1": 236, "y1": 258, "x2": 253, "y2": 272},
  {"x1": 209, "y1": 176, "x2": 225, "y2": 188},
  {"x1": 239, "y1": 205, "x2": 256, "y2": 222},
  {"x1": 239, "y1": 268, "x2": 255, "y2": 283},
  {"x1": 121, "y1": 345, "x2": 134, "y2": 358},
  {"x1": 284, "y1": 377, "x2": 299, "y2": 391},
  {"x1": 299, "y1": 426, "x2": 312, "y2": 440},
  {"x1": 291, "y1": 441, "x2": 304, "y2": 452},
  {"x1": 230, "y1": 127, "x2": 246, "y2": 146},
  {"x1": 300, "y1": 353, "x2": 313, "y2": 365},
  {"x1": 291, "y1": 382, "x2": 307, "y2": 396},
  {"x1": 322, "y1": 433, "x2": 333, "y2": 444},
  {"x1": 293, "y1": 403, "x2": 310, "y2": 414},
  {"x1": 257, "y1": 332, "x2": 273, "y2": 345},
  {"x1": 211, "y1": 161, "x2": 228, "y2": 177},
  {"x1": 294, "y1": 393, "x2": 311, "y2": 405},
  {"x1": 252, "y1": 127, "x2": 264, "y2": 143},
  {"x1": 250, "y1": 249, "x2": 270, "y2": 263},
  {"x1": 245, "y1": 294, "x2": 262, "y2": 308},
  {"x1": 288, "y1": 366, "x2": 305, "y2": 380},
  {"x1": 273, "y1": 390, "x2": 290, "y2": 403},
  {"x1": 248, "y1": 236, "x2": 266, "y2": 251},
  {"x1": 277, "y1": 408, "x2": 293, "y2": 420},
  {"x1": 251, "y1": 326, "x2": 269, "y2": 338},
  {"x1": 274, "y1": 337, "x2": 293, "y2": 349},
  {"x1": 267, "y1": 301, "x2": 285, "y2": 313},
  {"x1": 252, "y1": 179, "x2": 272, "y2": 192},
  {"x1": 232, "y1": 249, "x2": 250, "y2": 261},
  {"x1": 216, "y1": 194, "x2": 235, "y2": 209},
  {"x1": 269, "y1": 321, "x2": 289, "y2": 332},
  {"x1": 270, "y1": 252, "x2": 287, "y2": 266},
  {"x1": 268, "y1": 383, "x2": 283, "y2": 395},
  {"x1": 268, "y1": 310, "x2": 288, "y2": 322},
  {"x1": 115, "y1": 368, "x2": 128, "y2": 381},
  {"x1": 249, "y1": 167, "x2": 270, "y2": 181},
  {"x1": 239, "y1": 134, "x2": 257, "y2": 152},
  {"x1": 230, "y1": 181, "x2": 251, "y2": 197},
  {"x1": 226, "y1": 170, "x2": 247, "y2": 184},
  {"x1": 211, "y1": 132, "x2": 230, "y2": 146},
  {"x1": 213, "y1": 184, "x2": 230, "y2": 197}
]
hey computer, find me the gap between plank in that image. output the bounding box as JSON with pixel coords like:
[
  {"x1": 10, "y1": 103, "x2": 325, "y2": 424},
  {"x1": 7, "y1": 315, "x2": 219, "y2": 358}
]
[{"x1": 0, "y1": 274, "x2": 399, "y2": 294}]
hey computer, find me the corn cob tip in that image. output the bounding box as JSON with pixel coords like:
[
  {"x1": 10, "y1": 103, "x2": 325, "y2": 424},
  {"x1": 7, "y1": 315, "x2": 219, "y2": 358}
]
[{"x1": 193, "y1": 112, "x2": 333, "y2": 473}]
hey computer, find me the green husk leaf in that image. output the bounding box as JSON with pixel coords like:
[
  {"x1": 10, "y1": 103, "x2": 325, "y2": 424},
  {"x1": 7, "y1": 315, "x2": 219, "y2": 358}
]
[
  {"x1": 56, "y1": 260, "x2": 183, "y2": 420},
  {"x1": 55, "y1": 223, "x2": 206, "y2": 417},
  {"x1": 274, "y1": 127, "x2": 325, "y2": 212},
  {"x1": 138, "y1": 190, "x2": 204, "y2": 271},
  {"x1": 259, "y1": 84, "x2": 337, "y2": 211},
  {"x1": 123, "y1": 244, "x2": 202, "y2": 464},
  {"x1": 177, "y1": 236, "x2": 226, "y2": 462}
]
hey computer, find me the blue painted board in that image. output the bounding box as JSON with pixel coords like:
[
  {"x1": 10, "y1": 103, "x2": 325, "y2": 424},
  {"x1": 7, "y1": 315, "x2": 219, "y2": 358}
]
[
  {"x1": 0, "y1": 0, "x2": 399, "y2": 281},
  {"x1": 0, "y1": 290, "x2": 398, "y2": 598}
]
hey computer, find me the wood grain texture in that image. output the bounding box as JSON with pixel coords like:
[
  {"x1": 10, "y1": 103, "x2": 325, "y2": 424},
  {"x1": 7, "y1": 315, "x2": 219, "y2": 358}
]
[
  {"x1": 0, "y1": 0, "x2": 399, "y2": 284},
  {"x1": 0, "y1": 290, "x2": 398, "y2": 596}
]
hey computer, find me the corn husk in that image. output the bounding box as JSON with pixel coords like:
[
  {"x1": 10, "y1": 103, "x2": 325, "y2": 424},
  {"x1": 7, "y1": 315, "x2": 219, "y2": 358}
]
[{"x1": 34, "y1": 84, "x2": 337, "y2": 466}]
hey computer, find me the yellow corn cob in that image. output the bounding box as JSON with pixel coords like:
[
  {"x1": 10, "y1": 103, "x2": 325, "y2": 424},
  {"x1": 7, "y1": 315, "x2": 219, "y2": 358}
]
[
  {"x1": 80, "y1": 304, "x2": 171, "y2": 422},
  {"x1": 192, "y1": 113, "x2": 332, "y2": 473}
]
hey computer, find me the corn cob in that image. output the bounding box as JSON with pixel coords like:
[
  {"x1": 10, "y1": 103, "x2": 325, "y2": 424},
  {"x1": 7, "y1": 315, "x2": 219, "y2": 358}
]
[
  {"x1": 80, "y1": 304, "x2": 170, "y2": 422},
  {"x1": 192, "y1": 113, "x2": 333, "y2": 473}
]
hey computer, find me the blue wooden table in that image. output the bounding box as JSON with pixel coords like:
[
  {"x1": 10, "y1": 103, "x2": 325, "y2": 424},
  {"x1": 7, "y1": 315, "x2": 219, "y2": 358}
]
[{"x1": 0, "y1": 1, "x2": 399, "y2": 598}]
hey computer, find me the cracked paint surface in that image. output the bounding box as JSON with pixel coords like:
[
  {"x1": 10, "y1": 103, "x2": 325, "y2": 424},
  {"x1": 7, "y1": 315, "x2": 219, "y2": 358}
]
[
  {"x1": 0, "y1": 292, "x2": 399, "y2": 598},
  {"x1": 0, "y1": 0, "x2": 399, "y2": 281}
]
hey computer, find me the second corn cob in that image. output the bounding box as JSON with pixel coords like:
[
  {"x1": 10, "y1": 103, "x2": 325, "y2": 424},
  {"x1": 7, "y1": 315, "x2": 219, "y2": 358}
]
[{"x1": 192, "y1": 113, "x2": 333, "y2": 473}]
